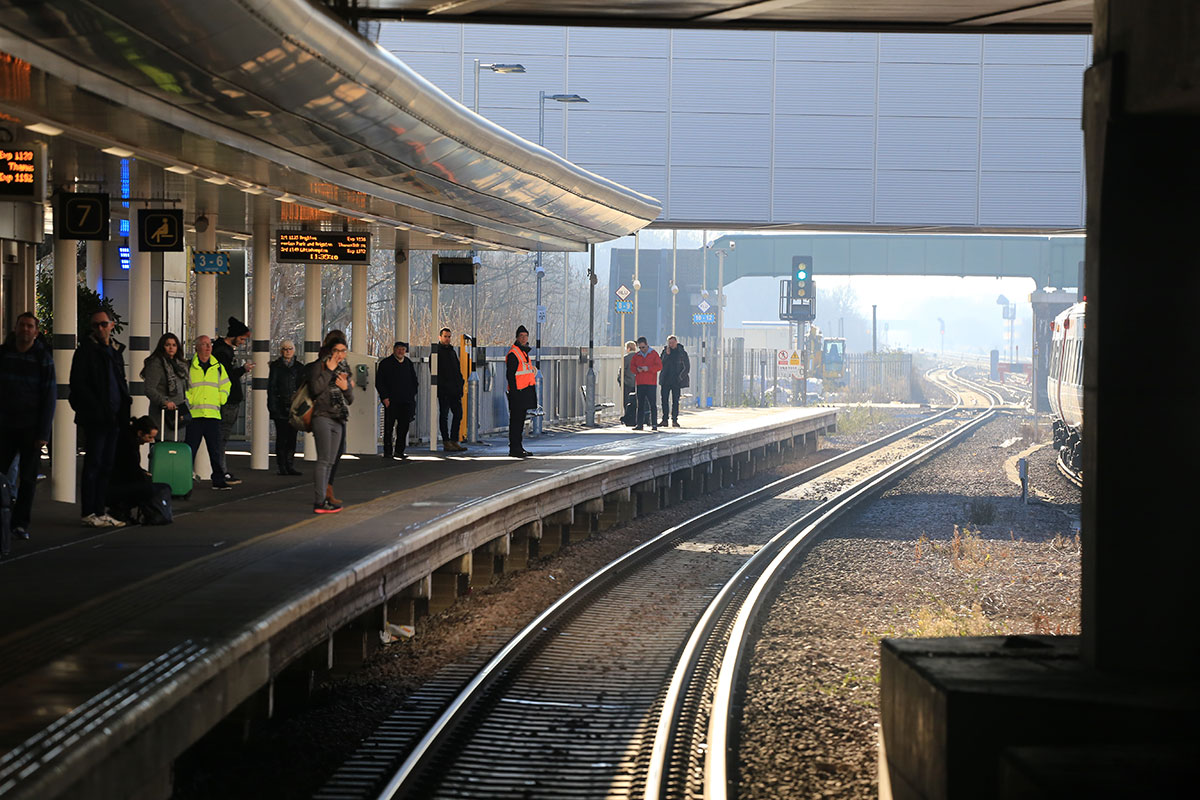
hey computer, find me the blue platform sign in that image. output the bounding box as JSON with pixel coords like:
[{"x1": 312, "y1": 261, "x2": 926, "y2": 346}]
[
  {"x1": 193, "y1": 250, "x2": 230, "y2": 274},
  {"x1": 615, "y1": 300, "x2": 633, "y2": 313},
  {"x1": 692, "y1": 312, "x2": 715, "y2": 324}
]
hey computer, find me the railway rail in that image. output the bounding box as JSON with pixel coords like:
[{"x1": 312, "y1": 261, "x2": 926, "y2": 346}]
[
  {"x1": 316, "y1": 373, "x2": 1003, "y2": 800},
  {"x1": 1057, "y1": 450, "x2": 1084, "y2": 489}
]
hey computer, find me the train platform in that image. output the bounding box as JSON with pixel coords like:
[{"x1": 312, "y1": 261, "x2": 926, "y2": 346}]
[{"x1": 0, "y1": 405, "x2": 835, "y2": 800}]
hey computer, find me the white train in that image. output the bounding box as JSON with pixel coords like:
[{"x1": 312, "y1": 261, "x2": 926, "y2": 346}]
[{"x1": 1047, "y1": 301, "x2": 1085, "y2": 469}]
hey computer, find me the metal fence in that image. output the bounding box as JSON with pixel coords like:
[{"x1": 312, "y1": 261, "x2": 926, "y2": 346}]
[{"x1": 714, "y1": 340, "x2": 914, "y2": 406}]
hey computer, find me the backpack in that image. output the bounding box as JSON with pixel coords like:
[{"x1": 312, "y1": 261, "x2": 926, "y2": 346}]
[{"x1": 289, "y1": 379, "x2": 315, "y2": 432}]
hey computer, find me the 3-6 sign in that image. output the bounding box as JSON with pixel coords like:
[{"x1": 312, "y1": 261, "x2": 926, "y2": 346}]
[{"x1": 57, "y1": 192, "x2": 109, "y2": 240}]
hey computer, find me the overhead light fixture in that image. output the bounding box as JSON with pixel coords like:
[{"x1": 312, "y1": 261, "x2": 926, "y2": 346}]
[
  {"x1": 26, "y1": 122, "x2": 63, "y2": 136},
  {"x1": 484, "y1": 63, "x2": 526, "y2": 74},
  {"x1": 165, "y1": 164, "x2": 195, "y2": 175},
  {"x1": 546, "y1": 94, "x2": 588, "y2": 103},
  {"x1": 102, "y1": 146, "x2": 135, "y2": 158},
  {"x1": 203, "y1": 176, "x2": 228, "y2": 185},
  {"x1": 240, "y1": 186, "x2": 264, "y2": 195},
  {"x1": 276, "y1": 194, "x2": 296, "y2": 203}
]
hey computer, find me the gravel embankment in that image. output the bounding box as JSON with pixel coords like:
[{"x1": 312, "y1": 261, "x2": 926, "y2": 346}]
[
  {"x1": 737, "y1": 410, "x2": 1081, "y2": 800},
  {"x1": 173, "y1": 403, "x2": 1080, "y2": 799}
]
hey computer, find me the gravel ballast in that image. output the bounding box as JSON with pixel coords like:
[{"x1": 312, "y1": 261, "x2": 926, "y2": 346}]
[{"x1": 173, "y1": 402, "x2": 1081, "y2": 799}]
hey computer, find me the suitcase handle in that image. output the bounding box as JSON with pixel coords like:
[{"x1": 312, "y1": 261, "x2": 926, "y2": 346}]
[{"x1": 160, "y1": 408, "x2": 179, "y2": 441}]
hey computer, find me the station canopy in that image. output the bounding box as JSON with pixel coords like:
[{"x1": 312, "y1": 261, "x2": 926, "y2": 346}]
[
  {"x1": 0, "y1": 0, "x2": 661, "y2": 251},
  {"x1": 325, "y1": 0, "x2": 1091, "y2": 34}
]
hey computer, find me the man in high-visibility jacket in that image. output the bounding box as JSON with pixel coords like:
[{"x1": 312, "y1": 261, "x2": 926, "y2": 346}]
[
  {"x1": 185, "y1": 335, "x2": 233, "y2": 489},
  {"x1": 505, "y1": 325, "x2": 537, "y2": 457}
]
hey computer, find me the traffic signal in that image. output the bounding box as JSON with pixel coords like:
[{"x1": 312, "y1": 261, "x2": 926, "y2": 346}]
[{"x1": 792, "y1": 256, "x2": 812, "y2": 299}]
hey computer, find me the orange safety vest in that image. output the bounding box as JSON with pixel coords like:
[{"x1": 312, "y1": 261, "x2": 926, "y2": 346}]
[{"x1": 510, "y1": 344, "x2": 536, "y2": 390}]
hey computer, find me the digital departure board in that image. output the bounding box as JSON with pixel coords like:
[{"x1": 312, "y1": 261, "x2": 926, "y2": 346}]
[
  {"x1": 277, "y1": 231, "x2": 370, "y2": 264},
  {"x1": 0, "y1": 148, "x2": 37, "y2": 197}
]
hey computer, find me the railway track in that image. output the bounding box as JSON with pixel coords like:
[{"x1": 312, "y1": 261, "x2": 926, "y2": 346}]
[
  {"x1": 1057, "y1": 450, "x2": 1084, "y2": 488},
  {"x1": 317, "y1": 376, "x2": 1003, "y2": 800}
]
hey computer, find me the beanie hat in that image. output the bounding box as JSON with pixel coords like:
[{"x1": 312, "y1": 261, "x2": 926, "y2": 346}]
[
  {"x1": 225, "y1": 317, "x2": 250, "y2": 337},
  {"x1": 395, "y1": 341, "x2": 408, "y2": 350},
  {"x1": 516, "y1": 325, "x2": 529, "y2": 336}
]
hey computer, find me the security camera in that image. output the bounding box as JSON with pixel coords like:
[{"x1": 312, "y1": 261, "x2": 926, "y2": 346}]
[
  {"x1": 729, "y1": 240, "x2": 736, "y2": 250},
  {"x1": 195, "y1": 214, "x2": 209, "y2": 233}
]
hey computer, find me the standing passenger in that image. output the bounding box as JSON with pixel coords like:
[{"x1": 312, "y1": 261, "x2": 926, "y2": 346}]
[
  {"x1": 620, "y1": 340, "x2": 637, "y2": 426},
  {"x1": 70, "y1": 310, "x2": 131, "y2": 527},
  {"x1": 267, "y1": 340, "x2": 303, "y2": 475},
  {"x1": 0, "y1": 312, "x2": 55, "y2": 540},
  {"x1": 376, "y1": 341, "x2": 418, "y2": 460},
  {"x1": 141, "y1": 332, "x2": 189, "y2": 440},
  {"x1": 630, "y1": 336, "x2": 662, "y2": 431},
  {"x1": 211, "y1": 317, "x2": 253, "y2": 485},
  {"x1": 659, "y1": 336, "x2": 690, "y2": 428},
  {"x1": 185, "y1": 336, "x2": 232, "y2": 490},
  {"x1": 308, "y1": 331, "x2": 353, "y2": 514},
  {"x1": 434, "y1": 327, "x2": 466, "y2": 452},
  {"x1": 506, "y1": 325, "x2": 537, "y2": 457}
]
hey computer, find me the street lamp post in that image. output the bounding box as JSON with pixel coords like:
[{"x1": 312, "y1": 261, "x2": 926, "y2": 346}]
[
  {"x1": 534, "y1": 90, "x2": 588, "y2": 434},
  {"x1": 468, "y1": 59, "x2": 524, "y2": 443}
]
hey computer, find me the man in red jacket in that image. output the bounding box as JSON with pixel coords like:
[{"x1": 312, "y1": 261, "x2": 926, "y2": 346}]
[{"x1": 630, "y1": 336, "x2": 662, "y2": 431}]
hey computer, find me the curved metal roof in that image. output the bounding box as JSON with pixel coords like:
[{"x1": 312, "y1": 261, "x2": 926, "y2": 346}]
[
  {"x1": 0, "y1": 0, "x2": 661, "y2": 250},
  {"x1": 329, "y1": 0, "x2": 1091, "y2": 34}
]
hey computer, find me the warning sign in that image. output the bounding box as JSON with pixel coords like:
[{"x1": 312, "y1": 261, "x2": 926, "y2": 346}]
[{"x1": 777, "y1": 349, "x2": 802, "y2": 379}]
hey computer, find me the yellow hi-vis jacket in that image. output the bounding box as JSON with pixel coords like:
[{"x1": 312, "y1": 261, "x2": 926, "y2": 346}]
[
  {"x1": 186, "y1": 355, "x2": 231, "y2": 419},
  {"x1": 510, "y1": 344, "x2": 536, "y2": 390}
]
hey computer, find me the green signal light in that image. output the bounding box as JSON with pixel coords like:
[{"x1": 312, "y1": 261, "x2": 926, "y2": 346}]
[{"x1": 796, "y1": 270, "x2": 808, "y2": 280}]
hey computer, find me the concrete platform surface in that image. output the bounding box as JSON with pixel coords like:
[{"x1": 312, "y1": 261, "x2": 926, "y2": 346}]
[{"x1": 0, "y1": 406, "x2": 834, "y2": 800}]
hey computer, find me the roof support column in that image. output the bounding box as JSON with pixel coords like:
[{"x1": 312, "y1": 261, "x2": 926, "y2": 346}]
[
  {"x1": 428, "y1": 260, "x2": 439, "y2": 452},
  {"x1": 50, "y1": 233, "x2": 77, "y2": 504},
  {"x1": 352, "y1": 257, "x2": 367, "y2": 352},
  {"x1": 193, "y1": 187, "x2": 218, "y2": 481},
  {"x1": 250, "y1": 196, "x2": 272, "y2": 471},
  {"x1": 393, "y1": 231, "x2": 410, "y2": 347},
  {"x1": 127, "y1": 164, "x2": 153, "y2": 418},
  {"x1": 50, "y1": 147, "x2": 78, "y2": 504},
  {"x1": 1082, "y1": 0, "x2": 1200, "y2": 675},
  {"x1": 303, "y1": 261, "x2": 321, "y2": 462},
  {"x1": 85, "y1": 241, "x2": 102, "y2": 293}
]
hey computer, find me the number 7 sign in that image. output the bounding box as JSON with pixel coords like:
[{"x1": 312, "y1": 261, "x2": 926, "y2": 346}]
[{"x1": 56, "y1": 192, "x2": 110, "y2": 240}]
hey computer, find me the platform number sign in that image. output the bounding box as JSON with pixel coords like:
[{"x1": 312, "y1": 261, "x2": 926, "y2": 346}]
[{"x1": 57, "y1": 192, "x2": 110, "y2": 240}]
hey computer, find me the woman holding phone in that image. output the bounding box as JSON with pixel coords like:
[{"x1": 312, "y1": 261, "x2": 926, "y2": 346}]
[{"x1": 306, "y1": 330, "x2": 354, "y2": 514}]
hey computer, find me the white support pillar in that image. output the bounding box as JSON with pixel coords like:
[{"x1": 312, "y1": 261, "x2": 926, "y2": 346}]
[
  {"x1": 193, "y1": 191, "x2": 218, "y2": 480},
  {"x1": 250, "y1": 196, "x2": 272, "y2": 471},
  {"x1": 304, "y1": 261, "x2": 321, "y2": 461},
  {"x1": 127, "y1": 166, "x2": 152, "y2": 418},
  {"x1": 85, "y1": 240, "x2": 103, "y2": 293},
  {"x1": 352, "y1": 258, "x2": 368, "y2": 352},
  {"x1": 51, "y1": 235, "x2": 77, "y2": 503}
]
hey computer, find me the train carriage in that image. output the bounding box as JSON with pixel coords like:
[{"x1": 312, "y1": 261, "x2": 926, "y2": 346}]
[{"x1": 1047, "y1": 301, "x2": 1085, "y2": 469}]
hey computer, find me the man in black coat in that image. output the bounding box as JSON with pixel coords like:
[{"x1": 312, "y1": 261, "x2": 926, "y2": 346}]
[
  {"x1": 505, "y1": 325, "x2": 537, "y2": 457},
  {"x1": 376, "y1": 341, "x2": 418, "y2": 459},
  {"x1": 267, "y1": 339, "x2": 303, "y2": 475},
  {"x1": 659, "y1": 335, "x2": 690, "y2": 428},
  {"x1": 434, "y1": 327, "x2": 466, "y2": 452},
  {"x1": 69, "y1": 309, "x2": 132, "y2": 528},
  {"x1": 0, "y1": 312, "x2": 56, "y2": 541},
  {"x1": 211, "y1": 317, "x2": 253, "y2": 484}
]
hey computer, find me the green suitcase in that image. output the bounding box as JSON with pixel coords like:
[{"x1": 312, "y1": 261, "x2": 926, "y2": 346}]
[{"x1": 151, "y1": 411, "x2": 193, "y2": 498}]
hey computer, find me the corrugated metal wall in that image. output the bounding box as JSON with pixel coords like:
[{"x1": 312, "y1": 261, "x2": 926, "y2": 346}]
[{"x1": 377, "y1": 24, "x2": 1088, "y2": 230}]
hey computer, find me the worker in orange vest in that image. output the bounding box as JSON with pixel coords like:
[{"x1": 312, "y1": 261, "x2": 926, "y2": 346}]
[{"x1": 506, "y1": 325, "x2": 537, "y2": 457}]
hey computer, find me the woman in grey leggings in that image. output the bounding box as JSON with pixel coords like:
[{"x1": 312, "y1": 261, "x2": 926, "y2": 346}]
[{"x1": 305, "y1": 331, "x2": 354, "y2": 514}]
